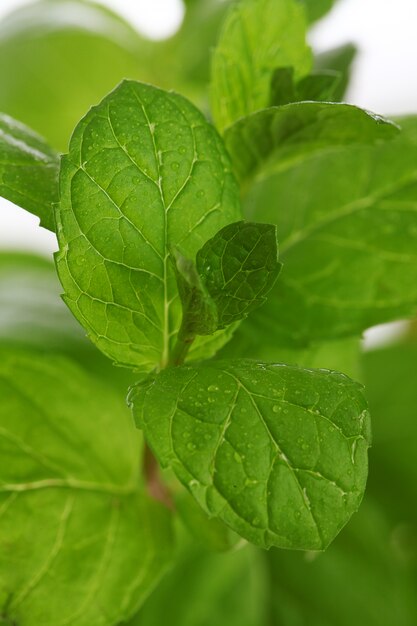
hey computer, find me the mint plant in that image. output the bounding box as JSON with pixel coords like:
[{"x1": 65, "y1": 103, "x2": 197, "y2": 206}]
[{"x1": 0, "y1": 0, "x2": 416, "y2": 624}]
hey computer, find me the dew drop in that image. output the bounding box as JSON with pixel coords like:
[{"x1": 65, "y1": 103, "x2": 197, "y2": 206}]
[
  {"x1": 171, "y1": 161, "x2": 180, "y2": 171},
  {"x1": 208, "y1": 385, "x2": 219, "y2": 392},
  {"x1": 272, "y1": 405, "x2": 281, "y2": 413}
]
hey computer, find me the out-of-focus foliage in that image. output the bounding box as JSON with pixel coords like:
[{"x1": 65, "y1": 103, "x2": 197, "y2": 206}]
[{"x1": 0, "y1": 0, "x2": 231, "y2": 151}]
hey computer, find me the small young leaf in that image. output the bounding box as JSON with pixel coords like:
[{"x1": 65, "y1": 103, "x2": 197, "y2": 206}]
[
  {"x1": 225, "y1": 102, "x2": 399, "y2": 184},
  {"x1": 269, "y1": 67, "x2": 297, "y2": 107},
  {"x1": 56, "y1": 80, "x2": 241, "y2": 371},
  {"x1": 210, "y1": 0, "x2": 311, "y2": 132},
  {"x1": 296, "y1": 70, "x2": 342, "y2": 102},
  {"x1": 315, "y1": 43, "x2": 357, "y2": 101},
  {"x1": 299, "y1": 0, "x2": 336, "y2": 23},
  {"x1": 0, "y1": 349, "x2": 172, "y2": 625},
  {"x1": 171, "y1": 247, "x2": 218, "y2": 339},
  {"x1": 270, "y1": 67, "x2": 341, "y2": 106},
  {"x1": 196, "y1": 221, "x2": 281, "y2": 328},
  {"x1": 0, "y1": 113, "x2": 59, "y2": 230},
  {"x1": 131, "y1": 360, "x2": 370, "y2": 551}
]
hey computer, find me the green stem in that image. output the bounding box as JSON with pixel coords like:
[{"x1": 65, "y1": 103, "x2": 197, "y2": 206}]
[{"x1": 168, "y1": 332, "x2": 195, "y2": 367}]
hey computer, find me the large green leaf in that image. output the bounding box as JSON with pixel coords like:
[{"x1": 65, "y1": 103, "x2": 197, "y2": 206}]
[
  {"x1": 210, "y1": 0, "x2": 311, "y2": 132},
  {"x1": 0, "y1": 252, "x2": 84, "y2": 351},
  {"x1": 56, "y1": 80, "x2": 241, "y2": 372},
  {"x1": 0, "y1": 113, "x2": 59, "y2": 230},
  {"x1": 0, "y1": 0, "x2": 158, "y2": 152},
  {"x1": 131, "y1": 543, "x2": 268, "y2": 626},
  {"x1": 224, "y1": 102, "x2": 398, "y2": 184},
  {"x1": 131, "y1": 360, "x2": 370, "y2": 551},
  {"x1": 239, "y1": 116, "x2": 417, "y2": 346},
  {"x1": 0, "y1": 252, "x2": 136, "y2": 391},
  {"x1": 218, "y1": 334, "x2": 362, "y2": 381},
  {"x1": 0, "y1": 348, "x2": 172, "y2": 626}
]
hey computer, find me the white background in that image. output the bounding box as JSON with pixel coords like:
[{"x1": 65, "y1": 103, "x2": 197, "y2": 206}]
[{"x1": 0, "y1": 0, "x2": 415, "y2": 345}]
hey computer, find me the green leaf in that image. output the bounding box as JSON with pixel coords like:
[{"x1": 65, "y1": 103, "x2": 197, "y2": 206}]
[
  {"x1": 0, "y1": 251, "x2": 137, "y2": 391},
  {"x1": 299, "y1": 0, "x2": 336, "y2": 23},
  {"x1": 131, "y1": 544, "x2": 268, "y2": 626},
  {"x1": 269, "y1": 67, "x2": 298, "y2": 107},
  {"x1": 267, "y1": 498, "x2": 417, "y2": 626},
  {"x1": 196, "y1": 221, "x2": 281, "y2": 328},
  {"x1": 241, "y1": 116, "x2": 417, "y2": 346},
  {"x1": 224, "y1": 102, "x2": 399, "y2": 184},
  {"x1": 219, "y1": 333, "x2": 362, "y2": 381},
  {"x1": 161, "y1": 0, "x2": 232, "y2": 98},
  {"x1": 315, "y1": 43, "x2": 357, "y2": 101},
  {"x1": 210, "y1": 0, "x2": 311, "y2": 132},
  {"x1": 296, "y1": 70, "x2": 342, "y2": 102},
  {"x1": 265, "y1": 340, "x2": 417, "y2": 626},
  {"x1": 0, "y1": 348, "x2": 172, "y2": 625},
  {"x1": 0, "y1": 113, "x2": 59, "y2": 230},
  {"x1": 171, "y1": 247, "x2": 218, "y2": 339},
  {"x1": 131, "y1": 360, "x2": 370, "y2": 551},
  {"x1": 0, "y1": 0, "x2": 161, "y2": 152},
  {"x1": 174, "y1": 489, "x2": 238, "y2": 552},
  {"x1": 0, "y1": 252, "x2": 84, "y2": 351},
  {"x1": 270, "y1": 68, "x2": 341, "y2": 106},
  {"x1": 56, "y1": 80, "x2": 241, "y2": 372},
  {"x1": 363, "y1": 339, "x2": 417, "y2": 497}
]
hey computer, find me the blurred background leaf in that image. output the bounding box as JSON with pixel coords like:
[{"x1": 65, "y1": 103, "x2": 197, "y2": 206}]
[{"x1": 0, "y1": 0, "x2": 231, "y2": 151}]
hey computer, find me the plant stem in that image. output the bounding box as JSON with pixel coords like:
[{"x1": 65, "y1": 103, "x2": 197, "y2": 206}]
[
  {"x1": 168, "y1": 333, "x2": 195, "y2": 367},
  {"x1": 144, "y1": 444, "x2": 173, "y2": 509}
]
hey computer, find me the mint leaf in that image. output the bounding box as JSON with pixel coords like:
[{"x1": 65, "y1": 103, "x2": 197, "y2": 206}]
[
  {"x1": 0, "y1": 348, "x2": 172, "y2": 625},
  {"x1": 0, "y1": 251, "x2": 137, "y2": 392},
  {"x1": 219, "y1": 332, "x2": 361, "y2": 381},
  {"x1": 242, "y1": 116, "x2": 417, "y2": 346},
  {"x1": 196, "y1": 221, "x2": 281, "y2": 328},
  {"x1": 0, "y1": 252, "x2": 84, "y2": 351},
  {"x1": 131, "y1": 360, "x2": 370, "y2": 550},
  {"x1": 132, "y1": 544, "x2": 267, "y2": 626},
  {"x1": 0, "y1": 114, "x2": 58, "y2": 230},
  {"x1": 296, "y1": 71, "x2": 342, "y2": 102},
  {"x1": 300, "y1": 0, "x2": 336, "y2": 23},
  {"x1": 269, "y1": 67, "x2": 298, "y2": 107},
  {"x1": 315, "y1": 43, "x2": 357, "y2": 101},
  {"x1": 175, "y1": 489, "x2": 238, "y2": 552},
  {"x1": 56, "y1": 80, "x2": 241, "y2": 371},
  {"x1": 224, "y1": 102, "x2": 399, "y2": 184},
  {"x1": 210, "y1": 0, "x2": 311, "y2": 132},
  {"x1": 171, "y1": 247, "x2": 218, "y2": 339},
  {"x1": 0, "y1": 1, "x2": 160, "y2": 151},
  {"x1": 270, "y1": 67, "x2": 341, "y2": 106},
  {"x1": 268, "y1": 499, "x2": 415, "y2": 626}
]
